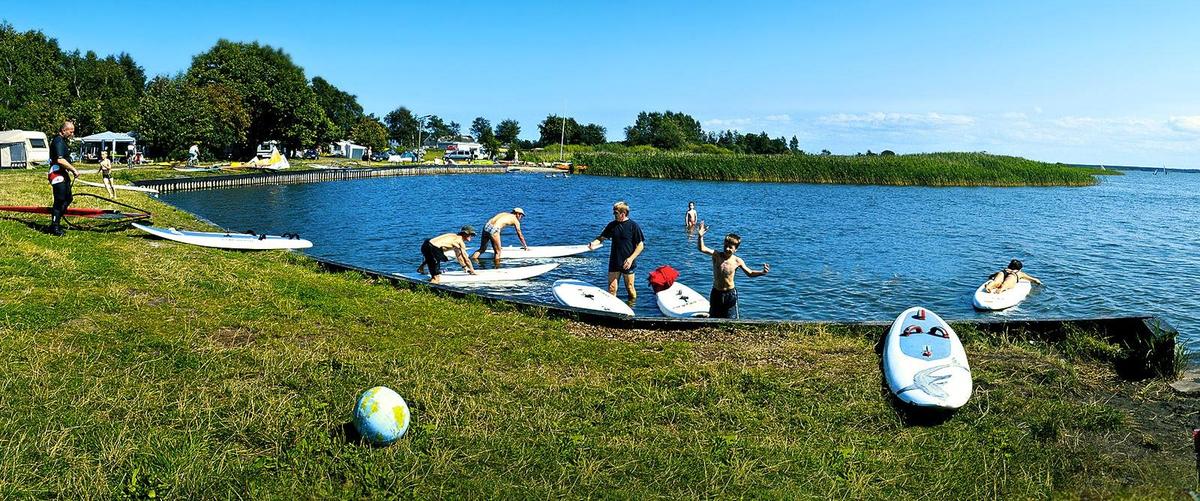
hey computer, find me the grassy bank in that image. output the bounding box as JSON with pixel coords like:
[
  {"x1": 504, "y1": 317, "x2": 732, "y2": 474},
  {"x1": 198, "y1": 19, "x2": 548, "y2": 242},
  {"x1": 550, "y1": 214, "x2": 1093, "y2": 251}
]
[
  {"x1": 0, "y1": 170, "x2": 1195, "y2": 497},
  {"x1": 576, "y1": 151, "x2": 1109, "y2": 187}
]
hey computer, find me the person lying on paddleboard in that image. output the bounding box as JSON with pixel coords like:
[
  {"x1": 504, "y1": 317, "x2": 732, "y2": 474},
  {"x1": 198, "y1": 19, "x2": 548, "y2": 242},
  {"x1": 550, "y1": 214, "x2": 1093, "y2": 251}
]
[
  {"x1": 983, "y1": 259, "x2": 1041, "y2": 293},
  {"x1": 471, "y1": 208, "x2": 528, "y2": 262},
  {"x1": 417, "y1": 225, "x2": 477, "y2": 284},
  {"x1": 696, "y1": 222, "x2": 769, "y2": 319}
]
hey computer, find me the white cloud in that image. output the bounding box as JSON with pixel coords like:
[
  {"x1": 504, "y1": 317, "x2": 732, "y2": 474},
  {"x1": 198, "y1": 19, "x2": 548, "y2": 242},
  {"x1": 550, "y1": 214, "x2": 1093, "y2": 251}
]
[
  {"x1": 1167, "y1": 116, "x2": 1200, "y2": 135},
  {"x1": 764, "y1": 114, "x2": 791, "y2": 122},
  {"x1": 702, "y1": 117, "x2": 753, "y2": 129},
  {"x1": 817, "y1": 112, "x2": 976, "y2": 129}
]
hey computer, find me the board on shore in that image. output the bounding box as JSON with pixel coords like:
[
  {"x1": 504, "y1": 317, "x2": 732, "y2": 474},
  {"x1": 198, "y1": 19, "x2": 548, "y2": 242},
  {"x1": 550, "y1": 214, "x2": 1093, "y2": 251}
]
[
  {"x1": 552, "y1": 279, "x2": 634, "y2": 316},
  {"x1": 882, "y1": 307, "x2": 972, "y2": 410},
  {"x1": 655, "y1": 282, "x2": 710, "y2": 318},
  {"x1": 398, "y1": 263, "x2": 558, "y2": 283},
  {"x1": 78, "y1": 180, "x2": 159, "y2": 194},
  {"x1": 132, "y1": 223, "x2": 313, "y2": 250},
  {"x1": 447, "y1": 244, "x2": 597, "y2": 260}
]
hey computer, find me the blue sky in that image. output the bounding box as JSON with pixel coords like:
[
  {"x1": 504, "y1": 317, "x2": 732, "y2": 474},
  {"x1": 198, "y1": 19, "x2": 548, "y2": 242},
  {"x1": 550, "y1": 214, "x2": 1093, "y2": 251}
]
[{"x1": 5, "y1": 1, "x2": 1200, "y2": 166}]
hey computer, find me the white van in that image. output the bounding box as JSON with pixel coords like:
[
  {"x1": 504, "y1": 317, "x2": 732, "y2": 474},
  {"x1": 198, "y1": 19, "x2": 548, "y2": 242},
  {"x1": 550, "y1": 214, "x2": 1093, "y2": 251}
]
[
  {"x1": 444, "y1": 142, "x2": 486, "y2": 160},
  {"x1": 0, "y1": 130, "x2": 49, "y2": 166}
]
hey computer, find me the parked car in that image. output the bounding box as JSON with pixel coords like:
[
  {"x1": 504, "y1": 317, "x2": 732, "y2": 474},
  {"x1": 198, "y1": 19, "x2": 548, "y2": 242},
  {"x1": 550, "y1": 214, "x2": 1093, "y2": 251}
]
[
  {"x1": 371, "y1": 150, "x2": 392, "y2": 162},
  {"x1": 301, "y1": 149, "x2": 318, "y2": 160}
]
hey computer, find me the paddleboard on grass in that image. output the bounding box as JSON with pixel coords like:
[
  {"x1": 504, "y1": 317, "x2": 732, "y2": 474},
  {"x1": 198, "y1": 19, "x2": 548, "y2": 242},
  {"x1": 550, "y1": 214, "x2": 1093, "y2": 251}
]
[
  {"x1": 398, "y1": 263, "x2": 558, "y2": 283},
  {"x1": 552, "y1": 279, "x2": 634, "y2": 316},
  {"x1": 78, "y1": 180, "x2": 159, "y2": 194},
  {"x1": 972, "y1": 280, "x2": 1032, "y2": 311},
  {"x1": 447, "y1": 243, "x2": 597, "y2": 260},
  {"x1": 882, "y1": 307, "x2": 972, "y2": 410},
  {"x1": 655, "y1": 282, "x2": 710, "y2": 318},
  {"x1": 132, "y1": 223, "x2": 312, "y2": 250}
]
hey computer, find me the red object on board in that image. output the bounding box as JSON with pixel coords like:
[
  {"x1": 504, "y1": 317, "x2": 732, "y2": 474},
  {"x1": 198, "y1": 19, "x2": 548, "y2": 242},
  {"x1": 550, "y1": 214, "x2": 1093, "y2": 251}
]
[{"x1": 648, "y1": 265, "x2": 679, "y2": 293}]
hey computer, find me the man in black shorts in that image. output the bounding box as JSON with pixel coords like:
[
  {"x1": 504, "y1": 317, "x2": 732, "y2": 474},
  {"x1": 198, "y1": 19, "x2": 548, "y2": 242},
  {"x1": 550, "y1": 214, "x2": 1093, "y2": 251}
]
[
  {"x1": 47, "y1": 121, "x2": 79, "y2": 236},
  {"x1": 588, "y1": 201, "x2": 645, "y2": 299},
  {"x1": 417, "y1": 225, "x2": 477, "y2": 284}
]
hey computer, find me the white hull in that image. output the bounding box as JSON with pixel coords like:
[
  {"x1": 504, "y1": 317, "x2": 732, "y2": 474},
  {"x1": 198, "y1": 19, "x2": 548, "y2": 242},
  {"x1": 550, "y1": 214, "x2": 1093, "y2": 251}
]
[
  {"x1": 399, "y1": 263, "x2": 558, "y2": 283},
  {"x1": 882, "y1": 307, "x2": 972, "y2": 410},
  {"x1": 78, "y1": 180, "x2": 159, "y2": 194},
  {"x1": 655, "y1": 282, "x2": 710, "y2": 318},
  {"x1": 972, "y1": 280, "x2": 1032, "y2": 311},
  {"x1": 448, "y1": 244, "x2": 596, "y2": 260},
  {"x1": 552, "y1": 279, "x2": 634, "y2": 316}
]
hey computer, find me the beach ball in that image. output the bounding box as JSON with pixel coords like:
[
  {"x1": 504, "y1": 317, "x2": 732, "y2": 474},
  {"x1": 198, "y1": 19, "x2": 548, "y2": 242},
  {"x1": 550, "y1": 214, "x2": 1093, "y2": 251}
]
[{"x1": 353, "y1": 386, "x2": 411, "y2": 445}]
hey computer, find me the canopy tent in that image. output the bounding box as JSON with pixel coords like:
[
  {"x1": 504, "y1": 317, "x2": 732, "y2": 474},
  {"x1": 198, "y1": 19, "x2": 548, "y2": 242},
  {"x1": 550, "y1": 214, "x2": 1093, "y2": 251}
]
[{"x1": 78, "y1": 131, "x2": 136, "y2": 162}]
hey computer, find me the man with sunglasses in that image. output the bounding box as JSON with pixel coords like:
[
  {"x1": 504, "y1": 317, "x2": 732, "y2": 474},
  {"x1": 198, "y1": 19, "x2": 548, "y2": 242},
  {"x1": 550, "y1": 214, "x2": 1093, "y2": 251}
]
[{"x1": 588, "y1": 201, "x2": 645, "y2": 299}]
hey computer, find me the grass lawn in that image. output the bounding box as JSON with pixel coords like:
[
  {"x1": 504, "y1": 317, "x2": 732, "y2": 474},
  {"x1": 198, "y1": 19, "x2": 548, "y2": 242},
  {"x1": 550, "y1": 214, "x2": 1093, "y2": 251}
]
[{"x1": 0, "y1": 169, "x2": 1195, "y2": 498}]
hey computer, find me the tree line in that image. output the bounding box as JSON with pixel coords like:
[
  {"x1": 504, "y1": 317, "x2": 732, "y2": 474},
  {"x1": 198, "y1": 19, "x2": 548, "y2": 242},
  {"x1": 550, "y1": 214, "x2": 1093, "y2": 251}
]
[{"x1": 1, "y1": 22, "x2": 814, "y2": 160}]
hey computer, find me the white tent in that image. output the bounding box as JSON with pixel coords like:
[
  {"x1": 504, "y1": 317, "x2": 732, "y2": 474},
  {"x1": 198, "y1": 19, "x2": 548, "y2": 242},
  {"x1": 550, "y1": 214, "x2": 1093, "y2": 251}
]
[
  {"x1": 78, "y1": 131, "x2": 136, "y2": 162},
  {"x1": 333, "y1": 140, "x2": 367, "y2": 160}
]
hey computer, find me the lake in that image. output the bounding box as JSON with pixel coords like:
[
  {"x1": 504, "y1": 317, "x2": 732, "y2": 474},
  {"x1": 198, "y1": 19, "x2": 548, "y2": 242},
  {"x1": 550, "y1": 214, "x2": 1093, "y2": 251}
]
[{"x1": 161, "y1": 169, "x2": 1200, "y2": 356}]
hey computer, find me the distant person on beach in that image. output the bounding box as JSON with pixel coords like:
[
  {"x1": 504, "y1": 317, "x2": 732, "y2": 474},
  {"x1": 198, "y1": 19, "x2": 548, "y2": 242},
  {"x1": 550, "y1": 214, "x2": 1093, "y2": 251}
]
[
  {"x1": 588, "y1": 201, "x2": 645, "y2": 299},
  {"x1": 126, "y1": 143, "x2": 136, "y2": 167},
  {"x1": 417, "y1": 225, "x2": 478, "y2": 284},
  {"x1": 983, "y1": 259, "x2": 1041, "y2": 293},
  {"x1": 685, "y1": 201, "x2": 697, "y2": 229},
  {"x1": 188, "y1": 143, "x2": 200, "y2": 166},
  {"x1": 696, "y1": 222, "x2": 769, "y2": 319},
  {"x1": 98, "y1": 150, "x2": 115, "y2": 197},
  {"x1": 47, "y1": 121, "x2": 79, "y2": 236},
  {"x1": 471, "y1": 208, "x2": 528, "y2": 262}
]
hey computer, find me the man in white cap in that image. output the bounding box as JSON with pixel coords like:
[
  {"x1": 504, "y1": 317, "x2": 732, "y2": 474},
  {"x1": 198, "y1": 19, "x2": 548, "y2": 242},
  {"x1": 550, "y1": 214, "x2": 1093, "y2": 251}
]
[{"x1": 471, "y1": 207, "x2": 529, "y2": 262}]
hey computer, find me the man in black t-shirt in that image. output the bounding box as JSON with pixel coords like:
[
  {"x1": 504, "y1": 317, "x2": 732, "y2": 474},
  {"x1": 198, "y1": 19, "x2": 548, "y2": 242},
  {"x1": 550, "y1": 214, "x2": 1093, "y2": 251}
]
[
  {"x1": 47, "y1": 121, "x2": 79, "y2": 236},
  {"x1": 588, "y1": 200, "x2": 645, "y2": 299}
]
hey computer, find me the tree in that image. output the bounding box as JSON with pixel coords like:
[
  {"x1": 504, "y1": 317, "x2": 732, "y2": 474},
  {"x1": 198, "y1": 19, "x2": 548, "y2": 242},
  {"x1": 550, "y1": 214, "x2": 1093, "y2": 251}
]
[
  {"x1": 470, "y1": 117, "x2": 491, "y2": 141},
  {"x1": 384, "y1": 106, "x2": 421, "y2": 148},
  {"x1": 881, "y1": 150, "x2": 896, "y2": 156},
  {"x1": 186, "y1": 40, "x2": 328, "y2": 154},
  {"x1": 537, "y1": 114, "x2": 580, "y2": 147},
  {"x1": 448, "y1": 121, "x2": 461, "y2": 137},
  {"x1": 577, "y1": 123, "x2": 607, "y2": 145},
  {"x1": 350, "y1": 116, "x2": 389, "y2": 151},
  {"x1": 0, "y1": 23, "x2": 70, "y2": 133},
  {"x1": 139, "y1": 76, "x2": 249, "y2": 159},
  {"x1": 789, "y1": 136, "x2": 800, "y2": 153},
  {"x1": 625, "y1": 110, "x2": 703, "y2": 149},
  {"x1": 311, "y1": 76, "x2": 363, "y2": 140},
  {"x1": 820, "y1": 149, "x2": 832, "y2": 156},
  {"x1": 495, "y1": 119, "x2": 520, "y2": 145},
  {"x1": 424, "y1": 115, "x2": 453, "y2": 141}
]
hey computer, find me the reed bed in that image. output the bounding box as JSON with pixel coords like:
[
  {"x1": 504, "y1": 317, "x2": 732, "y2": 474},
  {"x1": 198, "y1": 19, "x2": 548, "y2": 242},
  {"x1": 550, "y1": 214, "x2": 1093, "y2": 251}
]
[{"x1": 577, "y1": 152, "x2": 1105, "y2": 187}]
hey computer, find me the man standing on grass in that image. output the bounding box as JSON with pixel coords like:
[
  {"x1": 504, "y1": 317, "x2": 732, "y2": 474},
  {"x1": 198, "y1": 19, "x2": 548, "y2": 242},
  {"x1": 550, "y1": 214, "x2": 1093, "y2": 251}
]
[
  {"x1": 588, "y1": 201, "x2": 645, "y2": 299},
  {"x1": 47, "y1": 121, "x2": 79, "y2": 236}
]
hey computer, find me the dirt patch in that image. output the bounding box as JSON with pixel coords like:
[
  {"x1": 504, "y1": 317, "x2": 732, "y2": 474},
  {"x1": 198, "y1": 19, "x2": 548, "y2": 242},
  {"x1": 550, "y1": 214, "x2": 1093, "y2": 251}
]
[{"x1": 210, "y1": 326, "x2": 258, "y2": 348}]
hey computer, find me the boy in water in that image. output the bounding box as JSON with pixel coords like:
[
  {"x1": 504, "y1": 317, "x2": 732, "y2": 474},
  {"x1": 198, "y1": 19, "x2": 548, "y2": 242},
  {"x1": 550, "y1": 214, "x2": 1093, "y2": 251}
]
[
  {"x1": 417, "y1": 225, "x2": 478, "y2": 284},
  {"x1": 685, "y1": 201, "x2": 697, "y2": 229},
  {"x1": 696, "y1": 221, "x2": 769, "y2": 318}
]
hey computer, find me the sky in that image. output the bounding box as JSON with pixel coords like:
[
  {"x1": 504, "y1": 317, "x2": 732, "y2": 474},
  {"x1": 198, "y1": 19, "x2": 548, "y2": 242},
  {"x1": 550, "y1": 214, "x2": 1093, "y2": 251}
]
[{"x1": 5, "y1": 0, "x2": 1200, "y2": 167}]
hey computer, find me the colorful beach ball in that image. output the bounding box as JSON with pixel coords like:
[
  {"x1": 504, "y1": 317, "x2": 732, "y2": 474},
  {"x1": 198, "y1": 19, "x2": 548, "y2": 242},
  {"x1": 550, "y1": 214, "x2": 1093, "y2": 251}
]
[{"x1": 353, "y1": 386, "x2": 411, "y2": 446}]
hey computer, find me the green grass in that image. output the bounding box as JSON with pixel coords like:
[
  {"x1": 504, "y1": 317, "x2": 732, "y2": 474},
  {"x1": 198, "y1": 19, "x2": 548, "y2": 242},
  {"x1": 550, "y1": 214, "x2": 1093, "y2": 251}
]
[
  {"x1": 0, "y1": 170, "x2": 1194, "y2": 497},
  {"x1": 576, "y1": 151, "x2": 1110, "y2": 187}
]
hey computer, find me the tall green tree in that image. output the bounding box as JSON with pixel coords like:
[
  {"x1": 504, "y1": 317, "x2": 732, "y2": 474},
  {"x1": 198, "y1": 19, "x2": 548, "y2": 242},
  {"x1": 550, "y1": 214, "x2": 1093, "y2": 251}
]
[
  {"x1": 537, "y1": 114, "x2": 579, "y2": 147},
  {"x1": 470, "y1": 117, "x2": 491, "y2": 141},
  {"x1": 310, "y1": 76, "x2": 363, "y2": 140},
  {"x1": 577, "y1": 123, "x2": 607, "y2": 145},
  {"x1": 350, "y1": 116, "x2": 389, "y2": 151},
  {"x1": 495, "y1": 119, "x2": 521, "y2": 145},
  {"x1": 186, "y1": 40, "x2": 327, "y2": 153},
  {"x1": 789, "y1": 136, "x2": 800, "y2": 153},
  {"x1": 139, "y1": 76, "x2": 249, "y2": 159},
  {"x1": 384, "y1": 106, "x2": 421, "y2": 148},
  {"x1": 625, "y1": 111, "x2": 703, "y2": 149},
  {"x1": 424, "y1": 115, "x2": 453, "y2": 141},
  {"x1": 0, "y1": 22, "x2": 70, "y2": 134}
]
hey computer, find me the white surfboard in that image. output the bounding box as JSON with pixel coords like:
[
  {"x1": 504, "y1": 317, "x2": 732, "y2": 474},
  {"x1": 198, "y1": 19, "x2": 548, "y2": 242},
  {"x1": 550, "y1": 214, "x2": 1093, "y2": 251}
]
[
  {"x1": 655, "y1": 282, "x2": 710, "y2": 318},
  {"x1": 398, "y1": 263, "x2": 558, "y2": 283},
  {"x1": 972, "y1": 280, "x2": 1032, "y2": 311},
  {"x1": 447, "y1": 243, "x2": 598, "y2": 260},
  {"x1": 552, "y1": 279, "x2": 634, "y2": 316},
  {"x1": 78, "y1": 180, "x2": 159, "y2": 194},
  {"x1": 132, "y1": 223, "x2": 312, "y2": 250},
  {"x1": 882, "y1": 307, "x2": 972, "y2": 410}
]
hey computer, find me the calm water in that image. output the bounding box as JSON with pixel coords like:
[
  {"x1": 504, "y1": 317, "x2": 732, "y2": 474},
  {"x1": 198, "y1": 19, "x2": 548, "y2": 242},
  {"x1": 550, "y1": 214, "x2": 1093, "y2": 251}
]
[{"x1": 161, "y1": 170, "x2": 1200, "y2": 355}]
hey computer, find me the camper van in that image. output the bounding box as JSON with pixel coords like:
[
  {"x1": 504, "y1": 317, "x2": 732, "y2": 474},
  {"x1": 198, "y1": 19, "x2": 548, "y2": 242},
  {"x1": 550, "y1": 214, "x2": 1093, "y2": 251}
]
[
  {"x1": 0, "y1": 130, "x2": 49, "y2": 166},
  {"x1": 444, "y1": 142, "x2": 486, "y2": 161}
]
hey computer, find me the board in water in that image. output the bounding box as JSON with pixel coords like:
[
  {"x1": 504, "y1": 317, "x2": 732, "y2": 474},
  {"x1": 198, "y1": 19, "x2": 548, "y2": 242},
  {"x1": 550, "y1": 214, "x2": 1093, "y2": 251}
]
[
  {"x1": 882, "y1": 307, "x2": 972, "y2": 410},
  {"x1": 398, "y1": 263, "x2": 558, "y2": 283},
  {"x1": 132, "y1": 223, "x2": 312, "y2": 250},
  {"x1": 552, "y1": 279, "x2": 634, "y2": 316},
  {"x1": 972, "y1": 280, "x2": 1032, "y2": 311},
  {"x1": 78, "y1": 180, "x2": 159, "y2": 194},
  {"x1": 446, "y1": 243, "x2": 597, "y2": 260},
  {"x1": 655, "y1": 282, "x2": 710, "y2": 318}
]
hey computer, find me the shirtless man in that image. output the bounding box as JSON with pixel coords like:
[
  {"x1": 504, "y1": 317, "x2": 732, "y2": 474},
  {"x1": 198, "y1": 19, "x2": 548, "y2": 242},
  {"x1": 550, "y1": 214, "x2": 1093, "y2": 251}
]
[
  {"x1": 417, "y1": 225, "x2": 478, "y2": 284},
  {"x1": 696, "y1": 221, "x2": 769, "y2": 319},
  {"x1": 983, "y1": 259, "x2": 1041, "y2": 293},
  {"x1": 471, "y1": 208, "x2": 528, "y2": 261}
]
